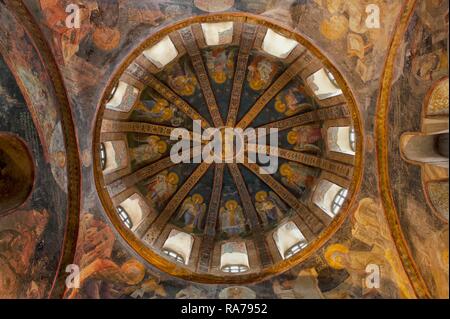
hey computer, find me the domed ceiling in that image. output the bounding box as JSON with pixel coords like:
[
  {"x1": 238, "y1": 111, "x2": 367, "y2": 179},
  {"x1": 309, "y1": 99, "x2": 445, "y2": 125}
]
[{"x1": 94, "y1": 16, "x2": 361, "y2": 282}]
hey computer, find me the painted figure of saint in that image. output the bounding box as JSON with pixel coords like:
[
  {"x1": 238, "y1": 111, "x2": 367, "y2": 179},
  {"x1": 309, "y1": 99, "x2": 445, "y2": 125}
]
[
  {"x1": 280, "y1": 162, "x2": 317, "y2": 194},
  {"x1": 135, "y1": 95, "x2": 185, "y2": 127},
  {"x1": 274, "y1": 86, "x2": 310, "y2": 116},
  {"x1": 176, "y1": 194, "x2": 207, "y2": 231},
  {"x1": 205, "y1": 48, "x2": 235, "y2": 84},
  {"x1": 166, "y1": 60, "x2": 198, "y2": 96},
  {"x1": 130, "y1": 135, "x2": 167, "y2": 164},
  {"x1": 219, "y1": 200, "x2": 246, "y2": 236},
  {"x1": 146, "y1": 171, "x2": 179, "y2": 206},
  {"x1": 247, "y1": 56, "x2": 278, "y2": 91},
  {"x1": 287, "y1": 125, "x2": 323, "y2": 153},
  {"x1": 255, "y1": 191, "x2": 287, "y2": 226}
]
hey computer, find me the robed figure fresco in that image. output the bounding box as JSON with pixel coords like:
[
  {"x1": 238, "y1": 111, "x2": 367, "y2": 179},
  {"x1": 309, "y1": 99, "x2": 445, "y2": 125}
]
[
  {"x1": 175, "y1": 194, "x2": 207, "y2": 232},
  {"x1": 219, "y1": 200, "x2": 247, "y2": 236},
  {"x1": 255, "y1": 191, "x2": 287, "y2": 226},
  {"x1": 145, "y1": 171, "x2": 179, "y2": 208},
  {"x1": 280, "y1": 162, "x2": 317, "y2": 194}
]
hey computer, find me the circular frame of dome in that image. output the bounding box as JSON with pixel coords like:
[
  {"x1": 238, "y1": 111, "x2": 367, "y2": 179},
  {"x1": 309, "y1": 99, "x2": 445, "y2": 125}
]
[{"x1": 93, "y1": 13, "x2": 363, "y2": 284}]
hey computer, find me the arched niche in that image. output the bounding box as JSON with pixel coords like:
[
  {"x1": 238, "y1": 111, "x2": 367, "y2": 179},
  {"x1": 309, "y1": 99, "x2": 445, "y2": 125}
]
[
  {"x1": 400, "y1": 132, "x2": 449, "y2": 169},
  {"x1": 0, "y1": 133, "x2": 34, "y2": 216}
]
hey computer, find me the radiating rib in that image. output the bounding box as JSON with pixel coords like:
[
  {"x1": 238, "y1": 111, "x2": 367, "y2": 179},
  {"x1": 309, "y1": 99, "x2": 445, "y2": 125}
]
[
  {"x1": 107, "y1": 156, "x2": 176, "y2": 197},
  {"x1": 258, "y1": 104, "x2": 350, "y2": 132},
  {"x1": 106, "y1": 143, "x2": 203, "y2": 194},
  {"x1": 100, "y1": 120, "x2": 205, "y2": 144},
  {"x1": 125, "y1": 64, "x2": 211, "y2": 128},
  {"x1": 236, "y1": 54, "x2": 306, "y2": 129},
  {"x1": 143, "y1": 162, "x2": 211, "y2": 243},
  {"x1": 197, "y1": 164, "x2": 225, "y2": 272},
  {"x1": 179, "y1": 27, "x2": 224, "y2": 127},
  {"x1": 226, "y1": 24, "x2": 257, "y2": 127},
  {"x1": 241, "y1": 161, "x2": 330, "y2": 232},
  {"x1": 101, "y1": 120, "x2": 180, "y2": 137},
  {"x1": 228, "y1": 163, "x2": 272, "y2": 267},
  {"x1": 247, "y1": 145, "x2": 353, "y2": 179}
]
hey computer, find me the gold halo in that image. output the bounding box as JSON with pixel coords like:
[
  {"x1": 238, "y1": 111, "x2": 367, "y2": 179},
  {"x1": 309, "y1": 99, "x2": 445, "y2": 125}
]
[
  {"x1": 192, "y1": 194, "x2": 204, "y2": 204},
  {"x1": 250, "y1": 79, "x2": 265, "y2": 91},
  {"x1": 319, "y1": 15, "x2": 349, "y2": 41},
  {"x1": 156, "y1": 98, "x2": 169, "y2": 108},
  {"x1": 255, "y1": 191, "x2": 268, "y2": 202},
  {"x1": 280, "y1": 163, "x2": 292, "y2": 177},
  {"x1": 161, "y1": 108, "x2": 173, "y2": 121},
  {"x1": 274, "y1": 99, "x2": 287, "y2": 113},
  {"x1": 167, "y1": 172, "x2": 179, "y2": 185},
  {"x1": 152, "y1": 103, "x2": 163, "y2": 113},
  {"x1": 214, "y1": 72, "x2": 227, "y2": 84},
  {"x1": 148, "y1": 136, "x2": 160, "y2": 143},
  {"x1": 225, "y1": 200, "x2": 238, "y2": 211},
  {"x1": 287, "y1": 131, "x2": 298, "y2": 145},
  {"x1": 120, "y1": 259, "x2": 146, "y2": 285},
  {"x1": 157, "y1": 141, "x2": 167, "y2": 153},
  {"x1": 324, "y1": 243, "x2": 349, "y2": 270}
]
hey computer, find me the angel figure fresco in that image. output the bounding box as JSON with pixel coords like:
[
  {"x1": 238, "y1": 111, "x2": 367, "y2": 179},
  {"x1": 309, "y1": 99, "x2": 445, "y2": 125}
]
[
  {"x1": 219, "y1": 200, "x2": 247, "y2": 236},
  {"x1": 247, "y1": 56, "x2": 278, "y2": 91},
  {"x1": 130, "y1": 135, "x2": 167, "y2": 165},
  {"x1": 166, "y1": 60, "x2": 198, "y2": 96},
  {"x1": 175, "y1": 194, "x2": 207, "y2": 232},
  {"x1": 135, "y1": 97, "x2": 185, "y2": 127},
  {"x1": 287, "y1": 125, "x2": 323, "y2": 153},
  {"x1": 280, "y1": 162, "x2": 317, "y2": 194},
  {"x1": 146, "y1": 171, "x2": 179, "y2": 207},
  {"x1": 204, "y1": 48, "x2": 235, "y2": 84},
  {"x1": 274, "y1": 85, "x2": 311, "y2": 117},
  {"x1": 255, "y1": 191, "x2": 287, "y2": 226}
]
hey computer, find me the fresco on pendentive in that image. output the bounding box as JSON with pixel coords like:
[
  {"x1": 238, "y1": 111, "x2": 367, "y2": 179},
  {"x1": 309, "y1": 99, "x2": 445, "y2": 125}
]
[
  {"x1": 66, "y1": 211, "x2": 170, "y2": 299},
  {"x1": 0, "y1": 54, "x2": 67, "y2": 298},
  {"x1": 386, "y1": 0, "x2": 449, "y2": 299}
]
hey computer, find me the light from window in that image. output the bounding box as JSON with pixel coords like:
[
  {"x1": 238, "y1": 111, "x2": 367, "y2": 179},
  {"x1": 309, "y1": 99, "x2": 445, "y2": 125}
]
[
  {"x1": 163, "y1": 248, "x2": 185, "y2": 264},
  {"x1": 106, "y1": 81, "x2": 138, "y2": 111},
  {"x1": 306, "y1": 68, "x2": 343, "y2": 100},
  {"x1": 107, "y1": 82, "x2": 119, "y2": 103},
  {"x1": 117, "y1": 206, "x2": 133, "y2": 229},
  {"x1": 100, "y1": 142, "x2": 107, "y2": 170},
  {"x1": 262, "y1": 28, "x2": 298, "y2": 59},
  {"x1": 162, "y1": 230, "x2": 194, "y2": 265},
  {"x1": 201, "y1": 22, "x2": 234, "y2": 46},
  {"x1": 325, "y1": 69, "x2": 339, "y2": 88},
  {"x1": 143, "y1": 36, "x2": 178, "y2": 68},
  {"x1": 331, "y1": 188, "x2": 348, "y2": 215},
  {"x1": 349, "y1": 127, "x2": 356, "y2": 152},
  {"x1": 221, "y1": 264, "x2": 249, "y2": 274},
  {"x1": 284, "y1": 241, "x2": 308, "y2": 259}
]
